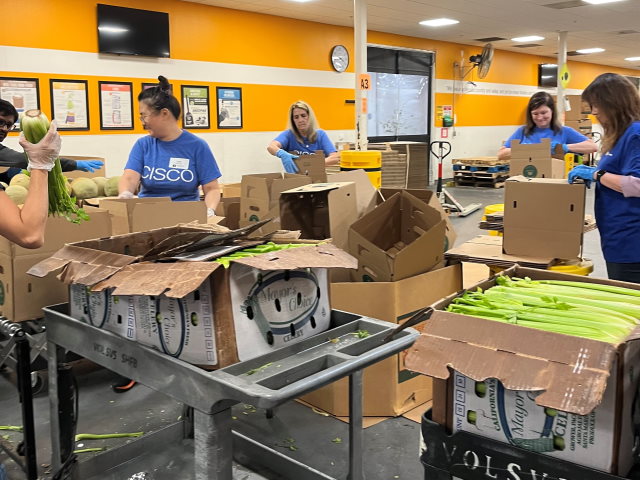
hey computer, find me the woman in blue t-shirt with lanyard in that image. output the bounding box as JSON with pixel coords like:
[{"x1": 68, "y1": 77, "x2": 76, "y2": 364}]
[
  {"x1": 267, "y1": 100, "x2": 339, "y2": 173},
  {"x1": 497, "y1": 91, "x2": 597, "y2": 161},
  {"x1": 568, "y1": 73, "x2": 640, "y2": 283},
  {"x1": 119, "y1": 76, "x2": 221, "y2": 217}
]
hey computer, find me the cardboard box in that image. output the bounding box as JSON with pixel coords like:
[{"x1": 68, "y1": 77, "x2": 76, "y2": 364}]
[
  {"x1": 379, "y1": 188, "x2": 457, "y2": 251},
  {"x1": 97, "y1": 197, "x2": 206, "y2": 235},
  {"x1": 222, "y1": 182, "x2": 241, "y2": 198},
  {"x1": 61, "y1": 155, "x2": 106, "y2": 179},
  {"x1": 405, "y1": 266, "x2": 640, "y2": 475},
  {"x1": 301, "y1": 264, "x2": 462, "y2": 417},
  {"x1": 217, "y1": 197, "x2": 240, "y2": 230},
  {"x1": 29, "y1": 226, "x2": 356, "y2": 367},
  {"x1": 239, "y1": 173, "x2": 309, "y2": 234},
  {"x1": 293, "y1": 151, "x2": 327, "y2": 183},
  {"x1": 503, "y1": 178, "x2": 585, "y2": 259},
  {"x1": 559, "y1": 94, "x2": 591, "y2": 121},
  {"x1": 0, "y1": 209, "x2": 112, "y2": 321},
  {"x1": 348, "y1": 191, "x2": 447, "y2": 282},
  {"x1": 510, "y1": 139, "x2": 565, "y2": 179},
  {"x1": 327, "y1": 169, "x2": 378, "y2": 219},
  {"x1": 280, "y1": 182, "x2": 358, "y2": 251}
]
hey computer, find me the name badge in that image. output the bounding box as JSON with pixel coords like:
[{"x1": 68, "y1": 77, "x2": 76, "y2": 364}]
[{"x1": 169, "y1": 157, "x2": 190, "y2": 169}]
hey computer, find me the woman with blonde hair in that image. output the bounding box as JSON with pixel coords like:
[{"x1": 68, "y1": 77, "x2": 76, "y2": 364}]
[
  {"x1": 568, "y1": 73, "x2": 640, "y2": 282},
  {"x1": 267, "y1": 100, "x2": 339, "y2": 173}
]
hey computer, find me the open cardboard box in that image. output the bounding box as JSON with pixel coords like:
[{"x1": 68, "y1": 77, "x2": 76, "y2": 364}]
[
  {"x1": 28, "y1": 224, "x2": 355, "y2": 367},
  {"x1": 327, "y1": 169, "x2": 378, "y2": 219},
  {"x1": 510, "y1": 139, "x2": 565, "y2": 179},
  {"x1": 405, "y1": 265, "x2": 640, "y2": 475},
  {"x1": 348, "y1": 191, "x2": 447, "y2": 282},
  {"x1": 293, "y1": 151, "x2": 327, "y2": 183},
  {"x1": 301, "y1": 264, "x2": 462, "y2": 417},
  {"x1": 503, "y1": 177, "x2": 586, "y2": 259}
]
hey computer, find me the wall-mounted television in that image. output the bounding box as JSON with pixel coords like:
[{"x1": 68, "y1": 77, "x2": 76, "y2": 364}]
[
  {"x1": 538, "y1": 63, "x2": 558, "y2": 88},
  {"x1": 97, "y1": 4, "x2": 170, "y2": 58}
]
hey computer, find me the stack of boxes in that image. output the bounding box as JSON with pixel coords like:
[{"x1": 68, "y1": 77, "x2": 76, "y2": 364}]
[{"x1": 561, "y1": 94, "x2": 593, "y2": 136}]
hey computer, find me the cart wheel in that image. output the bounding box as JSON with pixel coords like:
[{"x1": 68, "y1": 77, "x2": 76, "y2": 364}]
[
  {"x1": 31, "y1": 372, "x2": 46, "y2": 396},
  {"x1": 17, "y1": 441, "x2": 25, "y2": 456}
]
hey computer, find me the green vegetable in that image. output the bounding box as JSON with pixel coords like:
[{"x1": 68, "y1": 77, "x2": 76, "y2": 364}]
[
  {"x1": 74, "y1": 447, "x2": 106, "y2": 454},
  {"x1": 75, "y1": 432, "x2": 143, "y2": 441},
  {"x1": 445, "y1": 276, "x2": 640, "y2": 344},
  {"x1": 215, "y1": 242, "x2": 319, "y2": 268},
  {"x1": 21, "y1": 110, "x2": 89, "y2": 223},
  {"x1": 0, "y1": 426, "x2": 23, "y2": 432}
]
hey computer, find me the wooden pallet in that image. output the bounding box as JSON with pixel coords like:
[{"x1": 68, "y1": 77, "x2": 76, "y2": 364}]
[
  {"x1": 454, "y1": 177, "x2": 507, "y2": 189},
  {"x1": 454, "y1": 171, "x2": 509, "y2": 180},
  {"x1": 453, "y1": 156, "x2": 505, "y2": 166}
]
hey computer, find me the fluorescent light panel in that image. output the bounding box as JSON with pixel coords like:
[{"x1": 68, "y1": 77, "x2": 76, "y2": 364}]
[
  {"x1": 419, "y1": 18, "x2": 459, "y2": 27},
  {"x1": 582, "y1": 0, "x2": 626, "y2": 4},
  {"x1": 512, "y1": 35, "x2": 545, "y2": 42},
  {"x1": 576, "y1": 47, "x2": 605, "y2": 54}
]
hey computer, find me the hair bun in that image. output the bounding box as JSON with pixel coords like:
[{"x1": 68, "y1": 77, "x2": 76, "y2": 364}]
[{"x1": 157, "y1": 75, "x2": 170, "y2": 92}]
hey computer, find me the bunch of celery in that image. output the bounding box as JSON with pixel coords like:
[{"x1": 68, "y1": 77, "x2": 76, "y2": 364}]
[
  {"x1": 446, "y1": 276, "x2": 640, "y2": 343},
  {"x1": 20, "y1": 110, "x2": 88, "y2": 223},
  {"x1": 215, "y1": 242, "x2": 318, "y2": 268}
]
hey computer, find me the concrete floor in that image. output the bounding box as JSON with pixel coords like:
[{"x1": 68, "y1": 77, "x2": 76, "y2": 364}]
[{"x1": 0, "y1": 184, "x2": 605, "y2": 480}]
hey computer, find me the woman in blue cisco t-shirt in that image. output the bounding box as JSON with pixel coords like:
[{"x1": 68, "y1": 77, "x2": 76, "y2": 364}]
[
  {"x1": 568, "y1": 73, "x2": 640, "y2": 283},
  {"x1": 497, "y1": 91, "x2": 597, "y2": 162},
  {"x1": 267, "y1": 100, "x2": 339, "y2": 173},
  {"x1": 119, "y1": 76, "x2": 221, "y2": 217}
]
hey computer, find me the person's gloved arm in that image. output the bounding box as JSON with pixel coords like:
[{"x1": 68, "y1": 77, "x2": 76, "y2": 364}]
[
  {"x1": 275, "y1": 149, "x2": 299, "y2": 173},
  {"x1": 75, "y1": 160, "x2": 104, "y2": 172},
  {"x1": 18, "y1": 121, "x2": 60, "y2": 171},
  {"x1": 551, "y1": 141, "x2": 569, "y2": 155},
  {"x1": 567, "y1": 165, "x2": 597, "y2": 188}
]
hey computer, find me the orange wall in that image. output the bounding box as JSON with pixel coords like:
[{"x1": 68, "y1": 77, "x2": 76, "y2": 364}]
[{"x1": 5, "y1": 0, "x2": 639, "y2": 131}]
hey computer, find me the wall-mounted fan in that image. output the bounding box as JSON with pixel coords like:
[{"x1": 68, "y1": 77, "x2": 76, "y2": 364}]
[{"x1": 468, "y1": 43, "x2": 494, "y2": 79}]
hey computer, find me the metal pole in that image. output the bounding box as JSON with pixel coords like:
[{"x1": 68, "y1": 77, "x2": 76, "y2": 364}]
[
  {"x1": 557, "y1": 31, "x2": 568, "y2": 123},
  {"x1": 48, "y1": 341, "x2": 61, "y2": 473},
  {"x1": 15, "y1": 330, "x2": 38, "y2": 480},
  {"x1": 194, "y1": 408, "x2": 233, "y2": 480},
  {"x1": 348, "y1": 370, "x2": 364, "y2": 480},
  {"x1": 354, "y1": 0, "x2": 368, "y2": 151}
]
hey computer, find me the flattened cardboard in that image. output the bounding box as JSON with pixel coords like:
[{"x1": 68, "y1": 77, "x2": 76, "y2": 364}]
[
  {"x1": 98, "y1": 197, "x2": 205, "y2": 235},
  {"x1": 280, "y1": 182, "x2": 358, "y2": 251},
  {"x1": 445, "y1": 235, "x2": 554, "y2": 269},
  {"x1": 510, "y1": 139, "x2": 565, "y2": 179},
  {"x1": 0, "y1": 207, "x2": 112, "y2": 257},
  {"x1": 301, "y1": 264, "x2": 462, "y2": 416},
  {"x1": 405, "y1": 265, "x2": 640, "y2": 475},
  {"x1": 503, "y1": 178, "x2": 585, "y2": 259},
  {"x1": 379, "y1": 188, "x2": 457, "y2": 250},
  {"x1": 293, "y1": 151, "x2": 327, "y2": 183},
  {"x1": 349, "y1": 191, "x2": 446, "y2": 282}
]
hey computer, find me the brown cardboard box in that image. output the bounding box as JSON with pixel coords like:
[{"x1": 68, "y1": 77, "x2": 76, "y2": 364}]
[
  {"x1": 218, "y1": 197, "x2": 240, "y2": 230},
  {"x1": 222, "y1": 182, "x2": 241, "y2": 198},
  {"x1": 405, "y1": 266, "x2": 640, "y2": 475},
  {"x1": 558, "y1": 94, "x2": 591, "y2": 121},
  {"x1": 378, "y1": 188, "x2": 457, "y2": 251},
  {"x1": 510, "y1": 139, "x2": 565, "y2": 179},
  {"x1": 301, "y1": 264, "x2": 462, "y2": 417},
  {"x1": 61, "y1": 155, "x2": 106, "y2": 179},
  {"x1": 97, "y1": 197, "x2": 206, "y2": 235},
  {"x1": 327, "y1": 169, "x2": 378, "y2": 219},
  {"x1": 349, "y1": 191, "x2": 447, "y2": 282},
  {"x1": 0, "y1": 209, "x2": 112, "y2": 321},
  {"x1": 565, "y1": 119, "x2": 593, "y2": 135},
  {"x1": 502, "y1": 177, "x2": 585, "y2": 259},
  {"x1": 29, "y1": 225, "x2": 356, "y2": 367},
  {"x1": 293, "y1": 151, "x2": 328, "y2": 183},
  {"x1": 239, "y1": 173, "x2": 309, "y2": 234},
  {"x1": 280, "y1": 182, "x2": 358, "y2": 251}
]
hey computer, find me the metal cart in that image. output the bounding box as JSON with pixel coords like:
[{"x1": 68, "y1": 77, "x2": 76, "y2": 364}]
[{"x1": 44, "y1": 303, "x2": 420, "y2": 480}]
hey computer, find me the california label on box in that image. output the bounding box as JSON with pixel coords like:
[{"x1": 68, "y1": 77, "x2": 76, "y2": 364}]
[{"x1": 229, "y1": 265, "x2": 330, "y2": 360}]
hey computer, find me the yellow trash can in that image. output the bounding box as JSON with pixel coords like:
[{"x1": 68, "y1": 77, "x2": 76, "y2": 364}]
[{"x1": 340, "y1": 150, "x2": 382, "y2": 189}]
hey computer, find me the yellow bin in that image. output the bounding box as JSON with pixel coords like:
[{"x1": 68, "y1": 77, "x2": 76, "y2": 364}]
[
  {"x1": 340, "y1": 150, "x2": 382, "y2": 189},
  {"x1": 483, "y1": 203, "x2": 504, "y2": 237}
]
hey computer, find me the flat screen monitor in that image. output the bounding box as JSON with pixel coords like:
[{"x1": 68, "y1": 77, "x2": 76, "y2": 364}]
[
  {"x1": 97, "y1": 4, "x2": 170, "y2": 58},
  {"x1": 538, "y1": 64, "x2": 558, "y2": 88}
]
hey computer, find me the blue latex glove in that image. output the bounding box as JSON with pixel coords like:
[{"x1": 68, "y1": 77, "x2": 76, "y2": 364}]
[
  {"x1": 275, "y1": 149, "x2": 299, "y2": 173},
  {"x1": 568, "y1": 165, "x2": 597, "y2": 188},
  {"x1": 550, "y1": 141, "x2": 569, "y2": 154},
  {"x1": 76, "y1": 160, "x2": 104, "y2": 172}
]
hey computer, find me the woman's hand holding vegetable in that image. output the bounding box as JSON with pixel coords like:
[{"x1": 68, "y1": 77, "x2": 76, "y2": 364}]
[{"x1": 19, "y1": 121, "x2": 60, "y2": 171}]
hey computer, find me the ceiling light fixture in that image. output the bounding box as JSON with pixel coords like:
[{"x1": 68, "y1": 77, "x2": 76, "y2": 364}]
[
  {"x1": 582, "y1": 0, "x2": 626, "y2": 4},
  {"x1": 625, "y1": 56, "x2": 640, "y2": 61},
  {"x1": 576, "y1": 47, "x2": 605, "y2": 54},
  {"x1": 511, "y1": 35, "x2": 545, "y2": 42},
  {"x1": 419, "y1": 18, "x2": 459, "y2": 27}
]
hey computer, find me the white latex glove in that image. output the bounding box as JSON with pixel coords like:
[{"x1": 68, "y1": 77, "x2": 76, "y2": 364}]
[
  {"x1": 118, "y1": 190, "x2": 135, "y2": 199},
  {"x1": 207, "y1": 208, "x2": 215, "y2": 217},
  {"x1": 19, "y1": 121, "x2": 61, "y2": 171}
]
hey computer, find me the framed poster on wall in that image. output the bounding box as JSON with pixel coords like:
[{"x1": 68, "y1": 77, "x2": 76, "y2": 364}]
[
  {"x1": 0, "y1": 77, "x2": 40, "y2": 130},
  {"x1": 181, "y1": 85, "x2": 210, "y2": 129},
  {"x1": 99, "y1": 81, "x2": 134, "y2": 130},
  {"x1": 216, "y1": 87, "x2": 242, "y2": 129},
  {"x1": 141, "y1": 82, "x2": 173, "y2": 93},
  {"x1": 50, "y1": 79, "x2": 89, "y2": 130}
]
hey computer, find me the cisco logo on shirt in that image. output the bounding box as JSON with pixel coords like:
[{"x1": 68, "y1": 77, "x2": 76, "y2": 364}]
[{"x1": 142, "y1": 157, "x2": 194, "y2": 182}]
